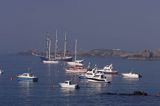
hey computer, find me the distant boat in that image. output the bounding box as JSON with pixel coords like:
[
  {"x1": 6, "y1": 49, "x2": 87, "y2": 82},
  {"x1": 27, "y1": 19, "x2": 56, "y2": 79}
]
[
  {"x1": 67, "y1": 40, "x2": 84, "y2": 67},
  {"x1": 121, "y1": 72, "x2": 142, "y2": 78},
  {"x1": 96, "y1": 64, "x2": 118, "y2": 74},
  {"x1": 42, "y1": 32, "x2": 59, "y2": 64},
  {"x1": 59, "y1": 80, "x2": 79, "y2": 89},
  {"x1": 17, "y1": 73, "x2": 38, "y2": 82}
]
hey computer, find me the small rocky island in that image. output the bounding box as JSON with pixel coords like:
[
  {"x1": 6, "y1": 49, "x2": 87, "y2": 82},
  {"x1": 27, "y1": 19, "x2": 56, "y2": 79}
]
[{"x1": 17, "y1": 48, "x2": 160, "y2": 60}]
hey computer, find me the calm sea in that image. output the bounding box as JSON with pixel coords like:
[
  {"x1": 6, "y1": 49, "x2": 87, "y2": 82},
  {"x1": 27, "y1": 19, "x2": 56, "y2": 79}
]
[{"x1": 0, "y1": 55, "x2": 160, "y2": 106}]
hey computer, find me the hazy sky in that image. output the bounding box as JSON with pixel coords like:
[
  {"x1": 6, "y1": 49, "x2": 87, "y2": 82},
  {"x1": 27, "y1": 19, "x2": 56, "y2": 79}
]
[{"x1": 0, "y1": 0, "x2": 160, "y2": 53}]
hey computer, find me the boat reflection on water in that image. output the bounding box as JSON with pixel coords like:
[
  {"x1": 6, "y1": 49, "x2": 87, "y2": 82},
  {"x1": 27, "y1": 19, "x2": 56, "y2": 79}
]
[
  {"x1": 85, "y1": 81, "x2": 110, "y2": 93},
  {"x1": 18, "y1": 80, "x2": 34, "y2": 88},
  {"x1": 18, "y1": 80, "x2": 35, "y2": 97},
  {"x1": 122, "y1": 76, "x2": 140, "y2": 81},
  {"x1": 60, "y1": 87, "x2": 77, "y2": 96}
]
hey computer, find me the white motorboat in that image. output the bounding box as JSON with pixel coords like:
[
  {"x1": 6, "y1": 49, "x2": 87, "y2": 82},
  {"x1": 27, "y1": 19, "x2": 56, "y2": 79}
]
[
  {"x1": 84, "y1": 67, "x2": 97, "y2": 78},
  {"x1": 121, "y1": 72, "x2": 142, "y2": 78},
  {"x1": 17, "y1": 73, "x2": 38, "y2": 82},
  {"x1": 87, "y1": 73, "x2": 110, "y2": 83},
  {"x1": 65, "y1": 66, "x2": 87, "y2": 73},
  {"x1": 97, "y1": 64, "x2": 118, "y2": 74},
  {"x1": 103, "y1": 64, "x2": 118, "y2": 74},
  {"x1": 59, "y1": 80, "x2": 79, "y2": 89}
]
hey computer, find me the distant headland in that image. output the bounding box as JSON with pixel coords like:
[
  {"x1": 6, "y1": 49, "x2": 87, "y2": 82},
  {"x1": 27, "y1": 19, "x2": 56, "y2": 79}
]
[{"x1": 17, "y1": 48, "x2": 160, "y2": 60}]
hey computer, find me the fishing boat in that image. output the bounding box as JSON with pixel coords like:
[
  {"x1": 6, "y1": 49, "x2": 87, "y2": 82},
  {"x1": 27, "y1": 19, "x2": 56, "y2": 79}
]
[
  {"x1": 121, "y1": 72, "x2": 142, "y2": 78},
  {"x1": 67, "y1": 40, "x2": 84, "y2": 67},
  {"x1": 59, "y1": 80, "x2": 79, "y2": 89},
  {"x1": 17, "y1": 73, "x2": 38, "y2": 82},
  {"x1": 42, "y1": 32, "x2": 59, "y2": 64}
]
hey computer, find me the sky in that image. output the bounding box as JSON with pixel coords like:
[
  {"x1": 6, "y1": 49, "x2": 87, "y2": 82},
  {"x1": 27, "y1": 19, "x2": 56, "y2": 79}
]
[{"x1": 0, "y1": 0, "x2": 160, "y2": 53}]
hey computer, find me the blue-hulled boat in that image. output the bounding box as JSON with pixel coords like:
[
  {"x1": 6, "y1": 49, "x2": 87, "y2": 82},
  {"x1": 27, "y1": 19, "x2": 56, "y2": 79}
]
[{"x1": 17, "y1": 73, "x2": 38, "y2": 82}]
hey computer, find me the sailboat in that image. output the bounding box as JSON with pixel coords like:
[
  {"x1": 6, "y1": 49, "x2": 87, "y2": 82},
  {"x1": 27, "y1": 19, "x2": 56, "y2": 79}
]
[
  {"x1": 67, "y1": 40, "x2": 84, "y2": 66},
  {"x1": 55, "y1": 32, "x2": 73, "y2": 61},
  {"x1": 42, "y1": 32, "x2": 59, "y2": 64}
]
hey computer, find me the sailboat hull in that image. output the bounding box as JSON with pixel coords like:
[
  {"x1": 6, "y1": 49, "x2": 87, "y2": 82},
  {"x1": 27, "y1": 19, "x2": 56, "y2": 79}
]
[{"x1": 42, "y1": 60, "x2": 59, "y2": 64}]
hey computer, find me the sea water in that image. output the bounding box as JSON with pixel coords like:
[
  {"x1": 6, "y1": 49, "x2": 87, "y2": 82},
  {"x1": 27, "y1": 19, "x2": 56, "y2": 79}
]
[{"x1": 0, "y1": 55, "x2": 160, "y2": 106}]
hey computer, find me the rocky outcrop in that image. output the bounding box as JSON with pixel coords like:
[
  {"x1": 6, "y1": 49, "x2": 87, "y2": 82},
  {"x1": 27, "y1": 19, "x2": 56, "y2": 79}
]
[{"x1": 18, "y1": 48, "x2": 160, "y2": 60}]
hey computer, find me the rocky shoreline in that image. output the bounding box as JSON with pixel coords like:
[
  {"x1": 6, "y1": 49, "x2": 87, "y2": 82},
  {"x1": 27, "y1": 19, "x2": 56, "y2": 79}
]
[{"x1": 17, "y1": 48, "x2": 160, "y2": 60}]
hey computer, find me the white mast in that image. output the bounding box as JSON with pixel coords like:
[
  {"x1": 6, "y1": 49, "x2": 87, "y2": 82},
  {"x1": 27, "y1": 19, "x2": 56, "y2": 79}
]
[
  {"x1": 46, "y1": 36, "x2": 51, "y2": 60},
  {"x1": 55, "y1": 30, "x2": 58, "y2": 59},
  {"x1": 64, "y1": 32, "x2": 67, "y2": 57},
  {"x1": 48, "y1": 38, "x2": 51, "y2": 60},
  {"x1": 75, "y1": 40, "x2": 77, "y2": 61}
]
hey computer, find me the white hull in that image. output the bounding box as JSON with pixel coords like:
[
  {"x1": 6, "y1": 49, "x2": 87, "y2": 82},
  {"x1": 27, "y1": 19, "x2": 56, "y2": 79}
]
[
  {"x1": 122, "y1": 72, "x2": 141, "y2": 78},
  {"x1": 67, "y1": 61, "x2": 83, "y2": 67},
  {"x1": 87, "y1": 73, "x2": 110, "y2": 83},
  {"x1": 65, "y1": 68, "x2": 87, "y2": 73},
  {"x1": 59, "y1": 80, "x2": 79, "y2": 89},
  {"x1": 59, "y1": 83, "x2": 78, "y2": 88},
  {"x1": 87, "y1": 79, "x2": 107, "y2": 83},
  {"x1": 43, "y1": 60, "x2": 59, "y2": 64},
  {"x1": 17, "y1": 73, "x2": 38, "y2": 82}
]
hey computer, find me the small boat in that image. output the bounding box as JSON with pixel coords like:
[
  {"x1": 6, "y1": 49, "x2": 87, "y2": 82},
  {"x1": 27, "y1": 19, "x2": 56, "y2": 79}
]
[
  {"x1": 121, "y1": 72, "x2": 142, "y2": 78},
  {"x1": 17, "y1": 73, "x2": 38, "y2": 82},
  {"x1": 87, "y1": 73, "x2": 110, "y2": 83},
  {"x1": 59, "y1": 80, "x2": 79, "y2": 89}
]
